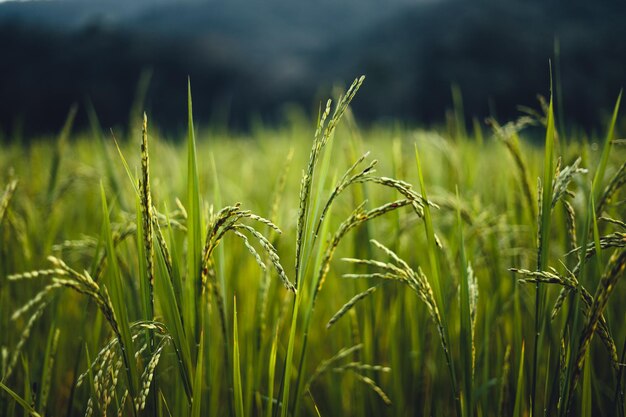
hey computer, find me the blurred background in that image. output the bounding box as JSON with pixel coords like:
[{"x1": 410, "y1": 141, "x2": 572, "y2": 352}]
[{"x1": 0, "y1": 0, "x2": 625, "y2": 138}]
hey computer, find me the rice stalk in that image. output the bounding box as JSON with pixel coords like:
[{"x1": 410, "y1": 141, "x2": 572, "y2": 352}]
[
  {"x1": 498, "y1": 345, "x2": 511, "y2": 417},
  {"x1": 568, "y1": 249, "x2": 626, "y2": 404},
  {"x1": 139, "y1": 113, "x2": 155, "y2": 320}
]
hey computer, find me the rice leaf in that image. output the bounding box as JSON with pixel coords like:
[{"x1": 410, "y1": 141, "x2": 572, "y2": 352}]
[
  {"x1": 233, "y1": 297, "x2": 245, "y2": 417},
  {"x1": 99, "y1": 184, "x2": 139, "y2": 410},
  {"x1": 190, "y1": 329, "x2": 205, "y2": 417},
  {"x1": 0, "y1": 381, "x2": 42, "y2": 417},
  {"x1": 457, "y1": 187, "x2": 474, "y2": 417}
]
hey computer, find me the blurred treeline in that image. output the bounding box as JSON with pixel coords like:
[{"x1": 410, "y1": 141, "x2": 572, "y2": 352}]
[{"x1": 0, "y1": 0, "x2": 624, "y2": 138}]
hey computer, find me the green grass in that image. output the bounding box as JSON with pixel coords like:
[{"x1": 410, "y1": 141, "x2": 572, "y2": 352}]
[{"x1": 1, "y1": 80, "x2": 625, "y2": 417}]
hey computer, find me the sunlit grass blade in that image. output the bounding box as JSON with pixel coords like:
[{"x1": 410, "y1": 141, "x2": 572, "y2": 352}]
[
  {"x1": 0, "y1": 381, "x2": 42, "y2": 417},
  {"x1": 233, "y1": 296, "x2": 245, "y2": 417},
  {"x1": 532, "y1": 93, "x2": 555, "y2": 415},
  {"x1": 456, "y1": 187, "x2": 474, "y2": 417},
  {"x1": 512, "y1": 343, "x2": 525, "y2": 417},
  {"x1": 99, "y1": 183, "x2": 139, "y2": 410},
  {"x1": 37, "y1": 325, "x2": 59, "y2": 414},
  {"x1": 415, "y1": 143, "x2": 460, "y2": 415},
  {"x1": 266, "y1": 327, "x2": 279, "y2": 417},
  {"x1": 190, "y1": 329, "x2": 205, "y2": 417},
  {"x1": 186, "y1": 78, "x2": 202, "y2": 346},
  {"x1": 581, "y1": 350, "x2": 592, "y2": 417},
  {"x1": 280, "y1": 292, "x2": 300, "y2": 417},
  {"x1": 153, "y1": 229, "x2": 193, "y2": 401}
]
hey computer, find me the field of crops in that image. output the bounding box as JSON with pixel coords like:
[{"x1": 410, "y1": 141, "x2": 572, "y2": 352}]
[{"x1": 1, "y1": 78, "x2": 625, "y2": 417}]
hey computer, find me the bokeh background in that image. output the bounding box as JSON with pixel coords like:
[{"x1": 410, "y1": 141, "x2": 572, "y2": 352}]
[{"x1": 1, "y1": 0, "x2": 625, "y2": 138}]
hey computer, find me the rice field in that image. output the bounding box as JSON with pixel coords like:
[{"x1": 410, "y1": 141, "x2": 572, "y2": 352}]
[{"x1": 1, "y1": 78, "x2": 625, "y2": 417}]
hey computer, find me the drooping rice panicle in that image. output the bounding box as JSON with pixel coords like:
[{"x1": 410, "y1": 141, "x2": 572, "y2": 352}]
[
  {"x1": 564, "y1": 200, "x2": 578, "y2": 251},
  {"x1": 314, "y1": 199, "x2": 412, "y2": 298},
  {"x1": 135, "y1": 339, "x2": 168, "y2": 411},
  {"x1": 233, "y1": 223, "x2": 294, "y2": 292},
  {"x1": 333, "y1": 362, "x2": 391, "y2": 373},
  {"x1": 313, "y1": 152, "x2": 377, "y2": 237},
  {"x1": 304, "y1": 344, "x2": 363, "y2": 391},
  {"x1": 566, "y1": 232, "x2": 626, "y2": 274},
  {"x1": 5, "y1": 301, "x2": 49, "y2": 380},
  {"x1": 326, "y1": 285, "x2": 378, "y2": 329},
  {"x1": 116, "y1": 391, "x2": 129, "y2": 417},
  {"x1": 11, "y1": 283, "x2": 62, "y2": 321},
  {"x1": 551, "y1": 157, "x2": 587, "y2": 209},
  {"x1": 349, "y1": 371, "x2": 392, "y2": 406},
  {"x1": 568, "y1": 250, "x2": 626, "y2": 402},
  {"x1": 233, "y1": 230, "x2": 267, "y2": 271},
  {"x1": 600, "y1": 216, "x2": 626, "y2": 230},
  {"x1": 7, "y1": 268, "x2": 68, "y2": 282},
  {"x1": 514, "y1": 265, "x2": 619, "y2": 368},
  {"x1": 52, "y1": 237, "x2": 99, "y2": 252}
]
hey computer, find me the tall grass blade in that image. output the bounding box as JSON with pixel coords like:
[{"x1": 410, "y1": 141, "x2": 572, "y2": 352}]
[
  {"x1": 186, "y1": 78, "x2": 202, "y2": 344},
  {"x1": 266, "y1": 328, "x2": 279, "y2": 417},
  {"x1": 415, "y1": 143, "x2": 460, "y2": 415},
  {"x1": 513, "y1": 344, "x2": 525, "y2": 417},
  {"x1": 0, "y1": 381, "x2": 41, "y2": 417},
  {"x1": 581, "y1": 350, "x2": 592, "y2": 417},
  {"x1": 233, "y1": 296, "x2": 245, "y2": 417},
  {"x1": 533, "y1": 94, "x2": 555, "y2": 415},
  {"x1": 153, "y1": 230, "x2": 193, "y2": 401},
  {"x1": 190, "y1": 329, "x2": 205, "y2": 417},
  {"x1": 99, "y1": 183, "x2": 139, "y2": 409},
  {"x1": 457, "y1": 187, "x2": 474, "y2": 417}
]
